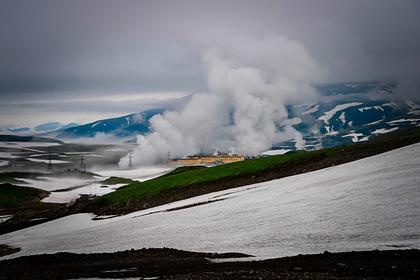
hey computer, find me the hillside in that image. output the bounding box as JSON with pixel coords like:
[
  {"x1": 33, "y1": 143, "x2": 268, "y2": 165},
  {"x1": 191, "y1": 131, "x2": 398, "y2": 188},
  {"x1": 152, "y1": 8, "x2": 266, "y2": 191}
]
[
  {"x1": 280, "y1": 82, "x2": 420, "y2": 150},
  {"x1": 0, "y1": 183, "x2": 49, "y2": 209},
  {"x1": 88, "y1": 126, "x2": 420, "y2": 215},
  {"x1": 52, "y1": 108, "x2": 164, "y2": 139},
  {"x1": 3, "y1": 135, "x2": 419, "y2": 260}
]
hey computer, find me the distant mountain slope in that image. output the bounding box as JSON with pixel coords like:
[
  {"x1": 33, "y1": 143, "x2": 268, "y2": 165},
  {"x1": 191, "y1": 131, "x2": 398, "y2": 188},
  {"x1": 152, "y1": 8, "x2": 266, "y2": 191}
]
[
  {"x1": 47, "y1": 82, "x2": 420, "y2": 150},
  {"x1": 276, "y1": 82, "x2": 420, "y2": 151},
  {"x1": 4, "y1": 122, "x2": 80, "y2": 134},
  {"x1": 34, "y1": 122, "x2": 80, "y2": 132},
  {"x1": 7, "y1": 127, "x2": 31, "y2": 133},
  {"x1": 34, "y1": 122, "x2": 62, "y2": 132},
  {"x1": 60, "y1": 122, "x2": 80, "y2": 130},
  {"x1": 53, "y1": 108, "x2": 164, "y2": 139}
]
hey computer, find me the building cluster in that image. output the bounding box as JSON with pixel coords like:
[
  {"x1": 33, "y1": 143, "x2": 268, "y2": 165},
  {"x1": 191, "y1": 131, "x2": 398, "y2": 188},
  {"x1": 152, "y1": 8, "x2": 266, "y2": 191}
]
[{"x1": 171, "y1": 155, "x2": 245, "y2": 165}]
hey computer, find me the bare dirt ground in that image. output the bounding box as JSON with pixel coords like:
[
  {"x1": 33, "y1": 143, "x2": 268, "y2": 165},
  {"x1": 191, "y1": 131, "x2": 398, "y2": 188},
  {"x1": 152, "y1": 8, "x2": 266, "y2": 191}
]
[
  {"x1": 0, "y1": 248, "x2": 419, "y2": 279},
  {"x1": 0, "y1": 193, "x2": 90, "y2": 235}
]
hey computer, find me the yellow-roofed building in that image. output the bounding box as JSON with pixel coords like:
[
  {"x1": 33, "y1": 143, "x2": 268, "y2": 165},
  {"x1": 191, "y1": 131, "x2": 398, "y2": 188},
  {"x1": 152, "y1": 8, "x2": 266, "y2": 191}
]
[{"x1": 172, "y1": 155, "x2": 245, "y2": 165}]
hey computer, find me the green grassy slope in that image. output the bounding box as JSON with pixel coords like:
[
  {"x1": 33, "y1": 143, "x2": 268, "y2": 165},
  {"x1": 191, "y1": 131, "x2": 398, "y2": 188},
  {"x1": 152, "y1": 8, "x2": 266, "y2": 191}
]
[
  {"x1": 93, "y1": 151, "x2": 319, "y2": 204},
  {"x1": 101, "y1": 176, "x2": 135, "y2": 185},
  {"x1": 0, "y1": 183, "x2": 48, "y2": 208},
  {"x1": 89, "y1": 127, "x2": 420, "y2": 214}
]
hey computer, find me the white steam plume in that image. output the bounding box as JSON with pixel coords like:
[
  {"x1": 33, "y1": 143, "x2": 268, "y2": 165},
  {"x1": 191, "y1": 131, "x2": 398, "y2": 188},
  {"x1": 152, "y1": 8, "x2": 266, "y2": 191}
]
[{"x1": 120, "y1": 35, "x2": 324, "y2": 166}]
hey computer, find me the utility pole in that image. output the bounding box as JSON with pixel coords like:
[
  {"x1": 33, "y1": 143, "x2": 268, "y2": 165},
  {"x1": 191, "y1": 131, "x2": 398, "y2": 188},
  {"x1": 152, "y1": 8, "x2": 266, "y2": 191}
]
[
  {"x1": 166, "y1": 151, "x2": 171, "y2": 163},
  {"x1": 80, "y1": 155, "x2": 86, "y2": 173},
  {"x1": 47, "y1": 154, "x2": 53, "y2": 173},
  {"x1": 128, "y1": 152, "x2": 133, "y2": 169}
]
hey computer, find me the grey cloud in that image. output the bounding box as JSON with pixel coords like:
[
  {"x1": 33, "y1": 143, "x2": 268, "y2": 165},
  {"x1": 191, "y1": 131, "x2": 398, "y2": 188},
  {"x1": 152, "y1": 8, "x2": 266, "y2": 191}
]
[{"x1": 1, "y1": 0, "x2": 420, "y2": 125}]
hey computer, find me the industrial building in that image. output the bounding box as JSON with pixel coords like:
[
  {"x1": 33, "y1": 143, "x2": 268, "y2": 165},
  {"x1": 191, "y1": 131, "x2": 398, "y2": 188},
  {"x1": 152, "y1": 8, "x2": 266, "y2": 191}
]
[{"x1": 172, "y1": 155, "x2": 245, "y2": 165}]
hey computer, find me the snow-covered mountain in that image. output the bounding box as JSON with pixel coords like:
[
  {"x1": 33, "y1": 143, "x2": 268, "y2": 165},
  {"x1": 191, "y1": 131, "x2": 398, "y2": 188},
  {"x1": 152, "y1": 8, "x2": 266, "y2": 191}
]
[
  {"x1": 34, "y1": 122, "x2": 80, "y2": 132},
  {"x1": 7, "y1": 127, "x2": 31, "y2": 133},
  {"x1": 51, "y1": 108, "x2": 164, "y2": 139},
  {"x1": 43, "y1": 82, "x2": 419, "y2": 149},
  {"x1": 4, "y1": 122, "x2": 80, "y2": 134},
  {"x1": 280, "y1": 82, "x2": 420, "y2": 150}
]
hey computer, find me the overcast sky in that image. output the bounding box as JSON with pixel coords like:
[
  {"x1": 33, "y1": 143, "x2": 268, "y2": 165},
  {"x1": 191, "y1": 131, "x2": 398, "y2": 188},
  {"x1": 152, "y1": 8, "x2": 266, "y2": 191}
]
[{"x1": 1, "y1": 0, "x2": 420, "y2": 127}]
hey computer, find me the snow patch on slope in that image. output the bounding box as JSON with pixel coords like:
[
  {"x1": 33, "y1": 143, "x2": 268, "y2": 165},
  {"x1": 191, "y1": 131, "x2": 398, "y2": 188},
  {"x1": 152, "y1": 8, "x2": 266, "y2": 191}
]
[
  {"x1": 372, "y1": 127, "x2": 399, "y2": 134},
  {"x1": 343, "y1": 132, "x2": 364, "y2": 142},
  {"x1": 261, "y1": 149, "x2": 290, "y2": 156},
  {"x1": 91, "y1": 122, "x2": 101, "y2": 128},
  {"x1": 318, "y1": 102, "x2": 362, "y2": 124}
]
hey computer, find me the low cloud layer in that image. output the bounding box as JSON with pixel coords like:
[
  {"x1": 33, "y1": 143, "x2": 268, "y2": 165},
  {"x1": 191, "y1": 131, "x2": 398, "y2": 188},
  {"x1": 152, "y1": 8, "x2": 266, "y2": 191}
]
[
  {"x1": 1, "y1": 0, "x2": 420, "y2": 126},
  {"x1": 120, "y1": 35, "x2": 322, "y2": 166}
]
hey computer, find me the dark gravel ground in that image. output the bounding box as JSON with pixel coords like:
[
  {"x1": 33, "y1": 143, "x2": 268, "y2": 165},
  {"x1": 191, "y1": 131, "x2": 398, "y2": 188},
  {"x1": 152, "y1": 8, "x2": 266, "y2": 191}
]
[
  {"x1": 0, "y1": 194, "x2": 90, "y2": 235},
  {"x1": 0, "y1": 244, "x2": 20, "y2": 257},
  {"x1": 1, "y1": 248, "x2": 419, "y2": 279}
]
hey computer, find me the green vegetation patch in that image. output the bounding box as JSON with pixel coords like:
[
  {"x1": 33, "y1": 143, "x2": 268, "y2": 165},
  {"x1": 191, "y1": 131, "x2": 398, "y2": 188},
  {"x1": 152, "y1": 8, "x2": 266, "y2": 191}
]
[
  {"x1": 90, "y1": 127, "x2": 420, "y2": 212},
  {"x1": 101, "y1": 176, "x2": 135, "y2": 185},
  {"x1": 0, "y1": 172, "x2": 43, "y2": 185},
  {"x1": 91, "y1": 150, "x2": 326, "y2": 207},
  {"x1": 0, "y1": 183, "x2": 48, "y2": 208},
  {"x1": 160, "y1": 165, "x2": 207, "y2": 177}
]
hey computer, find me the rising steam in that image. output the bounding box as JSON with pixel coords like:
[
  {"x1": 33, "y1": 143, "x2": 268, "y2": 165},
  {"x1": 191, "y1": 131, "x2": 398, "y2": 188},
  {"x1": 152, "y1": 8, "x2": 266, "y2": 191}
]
[{"x1": 120, "y1": 35, "x2": 325, "y2": 166}]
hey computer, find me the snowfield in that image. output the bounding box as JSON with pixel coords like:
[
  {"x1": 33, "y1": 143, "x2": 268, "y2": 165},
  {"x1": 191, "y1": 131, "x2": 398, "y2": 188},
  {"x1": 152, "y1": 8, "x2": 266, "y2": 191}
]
[
  {"x1": 15, "y1": 177, "x2": 110, "y2": 203},
  {"x1": 26, "y1": 158, "x2": 71, "y2": 164},
  {"x1": 1, "y1": 143, "x2": 420, "y2": 260},
  {"x1": 16, "y1": 177, "x2": 90, "y2": 192},
  {"x1": 0, "y1": 142, "x2": 61, "y2": 148},
  {"x1": 373, "y1": 127, "x2": 399, "y2": 134},
  {"x1": 14, "y1": 167, "x2": 173, "y2": 203},
  {"x1": 95, "y1": 166, "x2": 172, "y2": 182},
  {"x1": 261, "y1": 149, "x2": 290, "y2": 156},
  {"x1": 318, "y1": 102, "x2": 363, "y2": 124},
  {"x1": 41, "y1": 183, "x2": 126, "y2": 204}
]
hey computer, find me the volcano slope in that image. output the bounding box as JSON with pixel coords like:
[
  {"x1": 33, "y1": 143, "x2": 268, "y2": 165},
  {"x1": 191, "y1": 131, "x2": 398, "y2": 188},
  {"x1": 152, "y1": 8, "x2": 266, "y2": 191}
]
[
  {"x1": 87, "y1": 127, "x2": 420, "y2": 215},
  {"x1": 1, "y1": 128, "x2": 419, "y2": 279}
]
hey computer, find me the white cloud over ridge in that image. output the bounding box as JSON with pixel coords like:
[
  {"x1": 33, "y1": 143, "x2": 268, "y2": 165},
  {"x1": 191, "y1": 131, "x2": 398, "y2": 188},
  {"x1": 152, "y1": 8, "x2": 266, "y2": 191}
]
[{"x1": 121, "y1": 35, "x2": 323, "y2": 166}]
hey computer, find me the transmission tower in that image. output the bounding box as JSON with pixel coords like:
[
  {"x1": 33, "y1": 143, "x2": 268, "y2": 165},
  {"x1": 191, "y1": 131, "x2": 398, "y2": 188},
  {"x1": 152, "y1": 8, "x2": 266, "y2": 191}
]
[
  {"x1": 166, "y1": 150, "x2": 171, "y2": 163},
  {"x1": 46, "y1": 154, "x2": 53, "y2": 173},
  {"x1": 80, "y1": 155, "x2": 86, "y2": 173},
  {"x1": 128, "y1": 152, "x2": 133, "y2": 169}
]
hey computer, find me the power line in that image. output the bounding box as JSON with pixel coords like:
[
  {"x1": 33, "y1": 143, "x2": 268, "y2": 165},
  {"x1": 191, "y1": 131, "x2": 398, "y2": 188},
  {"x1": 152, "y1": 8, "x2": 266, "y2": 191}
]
[{"x1": 166, "y1": 151, "x2": 171, "y2": 163}]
